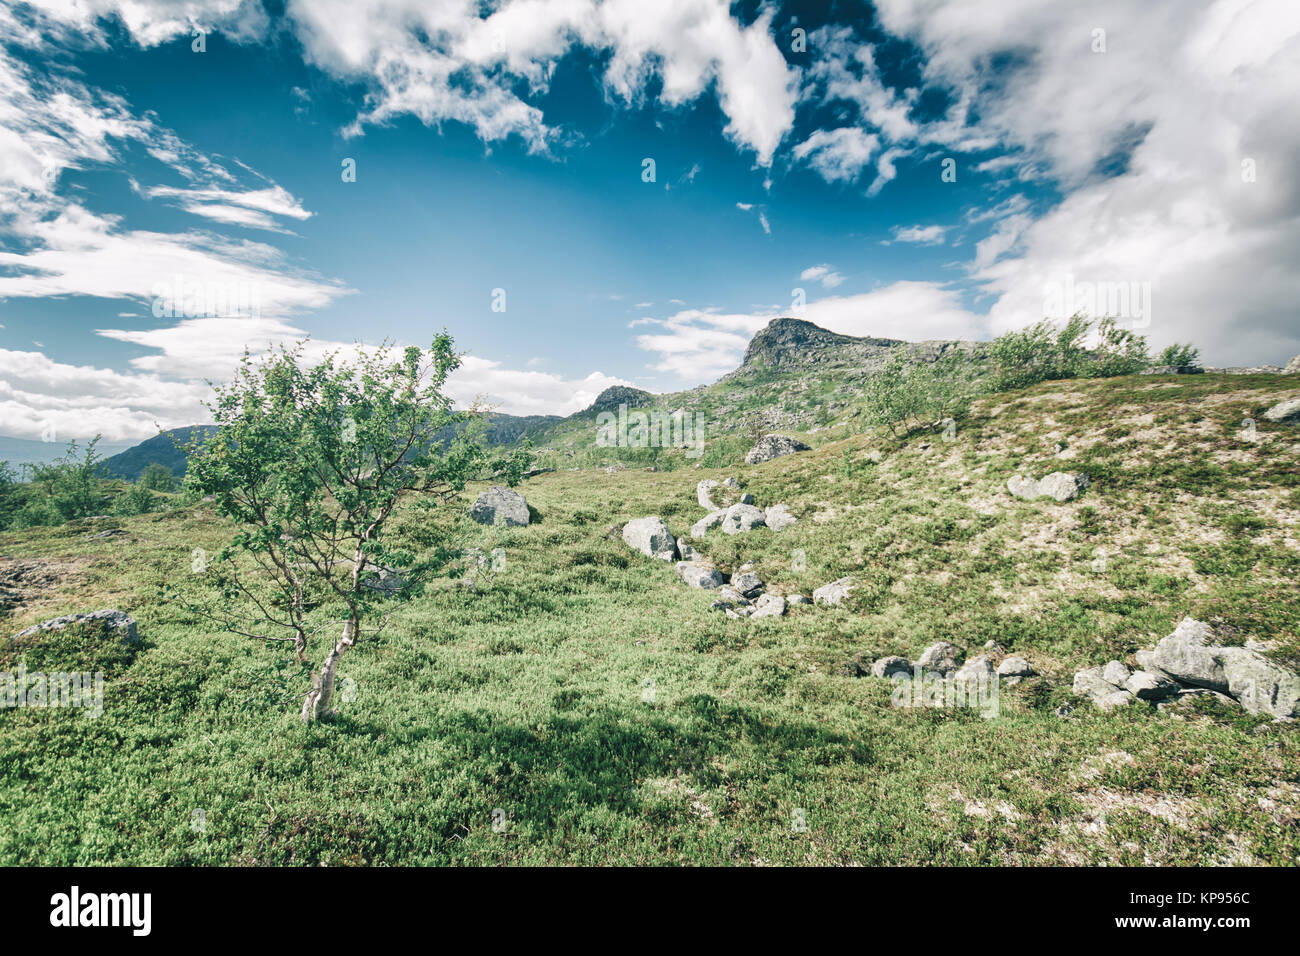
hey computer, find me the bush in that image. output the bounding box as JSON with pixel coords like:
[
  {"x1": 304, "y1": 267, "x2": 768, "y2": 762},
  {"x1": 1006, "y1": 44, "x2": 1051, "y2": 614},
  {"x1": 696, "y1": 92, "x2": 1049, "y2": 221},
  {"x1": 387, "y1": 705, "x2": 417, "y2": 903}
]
[
  {"x1": 138, "y1": 462, "x2": 178, "y2": 492},
  {"x1": 28, "y1": 438, "x2": 109, "y2": 522},
  {"x1": 115, "y1": 483, "x2": 158, "y2": 516},
  {"x1": 990, "y1": 313, "x2": 1161, "y2": 390},
  {"x1": 862, "y1": 347, "x2": 978, "y2": 437},
  {"x1": 1156, "y1": 343, "x2": 1201, "y2": 369}
]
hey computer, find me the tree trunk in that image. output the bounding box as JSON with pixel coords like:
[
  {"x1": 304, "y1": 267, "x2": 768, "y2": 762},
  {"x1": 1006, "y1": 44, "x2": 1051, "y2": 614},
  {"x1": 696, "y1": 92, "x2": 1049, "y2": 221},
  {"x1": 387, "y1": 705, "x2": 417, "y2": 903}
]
[{"x1": 301, "y1": 617, "x2": 357, "y2": 722}]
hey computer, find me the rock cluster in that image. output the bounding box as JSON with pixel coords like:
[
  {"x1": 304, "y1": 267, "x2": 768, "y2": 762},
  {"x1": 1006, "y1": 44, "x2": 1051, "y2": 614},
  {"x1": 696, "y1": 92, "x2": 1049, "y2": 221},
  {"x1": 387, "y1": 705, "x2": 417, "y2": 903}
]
[
  {"x1": 469, "y1": 486, "x2": 530, "y2": 526},
  {"x1": 744, "y1": 434, "x2": 811, "y2": 465},
  {"x1": 1262, "y1": 398, "x2": 1300, "y2": 424},
  {"x1": 1007, "y1": 471, "x2": 1090, "y2": 502},
  {"x1": 1072, "y1": 618, "x2": 1300, "y2": 718},
  {"x1": 11, "y1": 609, "x2": 139, "y2": 645}
]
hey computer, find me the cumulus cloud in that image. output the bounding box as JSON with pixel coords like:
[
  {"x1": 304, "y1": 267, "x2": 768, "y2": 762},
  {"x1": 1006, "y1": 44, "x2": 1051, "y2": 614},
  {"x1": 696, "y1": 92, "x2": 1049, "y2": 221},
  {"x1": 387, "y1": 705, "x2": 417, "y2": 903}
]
[
  {"x1": 874, "y1": 0, "x2": 1300, "y2": 363},
  {"x1": 799, "y1": 264, "x2": 845, "y2": 288},
  {"x1": 888, "y1": 224, "x2": 947, "y2": 245}
]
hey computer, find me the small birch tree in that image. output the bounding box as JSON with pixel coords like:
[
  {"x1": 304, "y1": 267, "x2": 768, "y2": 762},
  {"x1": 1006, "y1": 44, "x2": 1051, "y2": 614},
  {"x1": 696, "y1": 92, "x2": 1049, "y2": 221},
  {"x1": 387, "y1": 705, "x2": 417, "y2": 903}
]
[{"x1": 183, "y1": 335, "x2": 528, "y2": 721}]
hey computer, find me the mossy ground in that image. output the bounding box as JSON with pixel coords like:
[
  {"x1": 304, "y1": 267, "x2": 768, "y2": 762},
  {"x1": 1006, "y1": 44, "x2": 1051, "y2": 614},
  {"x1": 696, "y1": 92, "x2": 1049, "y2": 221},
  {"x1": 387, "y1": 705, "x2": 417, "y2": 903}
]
[{"x1": 1, "y1": 374, "x2": 1297, "y2": 865}]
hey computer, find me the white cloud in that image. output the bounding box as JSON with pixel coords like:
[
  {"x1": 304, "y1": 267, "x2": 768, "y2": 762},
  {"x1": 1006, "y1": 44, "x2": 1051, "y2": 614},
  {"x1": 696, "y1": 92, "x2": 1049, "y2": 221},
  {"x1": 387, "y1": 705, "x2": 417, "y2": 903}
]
[
  {"x1": 799, "y1": 264, "x2": 845, "y2": 288},
  {"x1": 875, "y1": 0, "x2": 1300, "y2": 364},
  {"x1": 889, "y1": 224, "x2": 947, "y2": 245},
  {"x1": 757, "y1": 211, "x2": 771, "y2": 235},
  {"x1": 792, "y1": 127, "x2": 879, "y2": 183}
]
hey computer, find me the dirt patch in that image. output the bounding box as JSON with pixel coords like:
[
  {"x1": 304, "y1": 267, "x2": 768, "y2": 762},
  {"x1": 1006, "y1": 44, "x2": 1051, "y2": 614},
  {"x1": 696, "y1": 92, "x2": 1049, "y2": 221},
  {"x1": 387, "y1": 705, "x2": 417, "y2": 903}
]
[{"x1": 0, "y1": 556, "x2": 90, "y2": 616}]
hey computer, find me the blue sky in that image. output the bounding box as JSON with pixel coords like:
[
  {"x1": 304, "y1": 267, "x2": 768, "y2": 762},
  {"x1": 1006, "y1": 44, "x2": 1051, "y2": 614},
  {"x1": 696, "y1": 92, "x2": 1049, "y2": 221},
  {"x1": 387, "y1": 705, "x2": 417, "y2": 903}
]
[{"x1": 1, "y1": 0, "x2": 1298, "y2": 441}]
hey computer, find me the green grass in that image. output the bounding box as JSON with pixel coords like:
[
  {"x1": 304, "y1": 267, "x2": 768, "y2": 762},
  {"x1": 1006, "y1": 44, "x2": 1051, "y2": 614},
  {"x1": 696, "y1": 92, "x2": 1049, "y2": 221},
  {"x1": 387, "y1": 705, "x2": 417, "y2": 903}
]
[{"x1": 1, "y1": 374, "x2": 1298, "y2": 865}]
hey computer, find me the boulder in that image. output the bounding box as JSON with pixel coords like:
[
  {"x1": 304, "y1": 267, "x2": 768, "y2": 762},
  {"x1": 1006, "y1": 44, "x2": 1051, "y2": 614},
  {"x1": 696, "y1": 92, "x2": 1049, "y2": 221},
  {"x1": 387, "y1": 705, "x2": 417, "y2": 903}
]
[
  {"x1": 731, "y1": 572, "x2": 764, "y2": 598},
  {"x1": 997, "y1": 656, "x2": 1035, "y2": 678},
  {"x1": 696, "y1": 479, "x2": 720, "y2": 509},
  {"x1": 1285, "y1": 354, "x2": 1300, "y2": 375},
  {"x1": 622, "y1": 517, "x2": 678, "y2": 561},
  {"x1": 676, "y1": 538, "x2": 701, "y2": 562},
  {"x1": 745, "y1": 434, "x2": 811, "y2": 465},
  {"x1": 750, "y1": 594, "x2": 786, "y2": 619},
  {"x1": 1072, "y1": 665, "x2": 1138, "y2": 710},
  {"x1": 1008, "y1": 471, "x2": 1090, "y2": 502},
  {"x1": 872, "y1": 655, "x2": 912, "y2": 679},
  {"x1": 469, "y1": 486, "x2": 530, "y2": 526},
  {"x1": 690, "y1": 510, "x2": 727, "y2": 538},
  {"x1": 720, "y1": 504, "x2": 767, "y2": 535},
  {"x1": 786, "y1": 594, "x2": 810, "y2": 605},
  {"x1": 954, "y1": 655, "x2": 996, "y2": 685},
  {"x1": 812, "y1": 577, "x2": 854, "y2": 606},
  {"x1": 1102, "y1": 660, "x2": 1132, "y2": 687},
  {"x1": 1262, "y1": 398, "x2": 1300, "y2": 424},
  {"x1": 1125, "y1": 670, "x2": 1179, "y2": 700},
  {"x1": 11, "y1": 609, "x2": 138, "y2": 645},
  {"x1": 764, "y1": 504, "x2": 798, "y2": 531},
  {"x1": 716, "y1": 586, "x2": 751, "y2": 605},
  {"x1": 917, "y1": 641, "x2": 965, "y2": 676},
  {"x1": 675, "y1": 562, "x2": 724, "y2": 589}
]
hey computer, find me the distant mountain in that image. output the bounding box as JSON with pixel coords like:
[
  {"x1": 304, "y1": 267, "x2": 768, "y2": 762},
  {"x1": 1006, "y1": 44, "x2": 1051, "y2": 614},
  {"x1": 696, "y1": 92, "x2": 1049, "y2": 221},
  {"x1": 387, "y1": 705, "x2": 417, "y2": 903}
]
[
  {"x1": 0, "y1": 435, "x2": 135, "y2": 475},
  {"x1": 101, "y1": 426, "x2": 218, "y2": 480}
]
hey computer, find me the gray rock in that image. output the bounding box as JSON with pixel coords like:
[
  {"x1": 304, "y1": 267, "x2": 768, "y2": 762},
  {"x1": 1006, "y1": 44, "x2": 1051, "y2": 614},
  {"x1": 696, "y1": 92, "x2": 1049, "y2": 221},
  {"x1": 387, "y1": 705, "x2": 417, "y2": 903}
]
[
  {"x1": 786, "y1": 594, "x2": 809, "y2": 605},
  {"x1": 722, "y1": 477, "x2": 740, "y2": 489},
  {"x1": 675, "y1": 562, "x2": 724, "y2": 589},
  {"x1": 1008, "y1": 471, "x2": 1090, "y2": 502},
  {"x1": 1285, "y1": 354, "x2": 1300, "y2": 375},
  {"x1": 997, "y1": 656, "x2": 1035, "y2": 678},
  {"x1": 954, "y1": 655, "x2": 996, "y2": 684},
  {"x1": 696, "y1": 479, "x2": 720, "y2": 509},
  {"x1": 1103, "y1": 660, "x2": 1132, "y2": 687},
  {"x1": 1073, "y1": 665, "x2": 1123, "y2": 701},
  {"x1": 872, "y1": 655, "x2": 912, "y2": 679},
  {"x1": 744, "y1": 434, "x2": 812, "y2": 465},
  {"x1": 676, "y1": 538, "x2": 702, "y2": 562},
  {"x1": 716, "y1": 585, "x2": 751, "y2": 605},
  {"x1": 738, "y1": 492, "x2": 755, "y2": 505},
  {"x1": 1141, "y1": 365, "x2": 1203, "y2": 375},
  {"x1": 731, "y1": 572, "x2": 764, "y2": 598},
  {"x1": 750, "y1": 594, "x2": 786, "y2": 619},
  {"x1": 812, "y1": 577, "x2": 855, "y2": 606},
  {"x1": 917, "y1": 641, "x2": 965, "y2": 676},
  {"x1": 469, "y1": 486, "x2": 530, "y2": 526},
  {"x1": 720, "y1": 503, "x2": 767, "y2": 535},
  {"x1": 362, "y1": 565, "x2": 408, "y2": 595},
  {"x1": 622, "y1": 516, "x2": 678, "y2": 561},
  {"x1": 690, "y1": 509, "x2": 728, "y2": 538},
  {"x1": 1262, "y1": 398, "x2": 1300, "y2": 424},
  {"x1": 1125, "y1": 670, "x2": 1179, "y2": 700},
  {"x1": 12, "y1": 609, "x2": 138, "y2": 645},
  {"x1": 1097, "y1": 690, "x2": 1136, "y2": 711},
  {"x1": 763, "y1": 504, "x2": 798, "y2": 531}
]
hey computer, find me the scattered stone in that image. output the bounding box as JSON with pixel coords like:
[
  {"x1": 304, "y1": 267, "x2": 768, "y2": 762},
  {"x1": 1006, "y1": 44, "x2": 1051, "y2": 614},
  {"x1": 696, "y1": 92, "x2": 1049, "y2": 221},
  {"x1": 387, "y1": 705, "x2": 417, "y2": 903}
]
[
  {"x1": 722, "y1": 477, "x2": 740, "y2": 489},
  {"x1": 750, "y1": 594, "x2": 786, "y2": 619},
  {"x1": 716, "y1": 586, "x2": 750, "y2": 605},
  {"x1": 622, "y1": 516, "x2": 678, "y2": 561},
  {"x1": 812, "y1": 577, "x2": 854, "y2": 606},
  {"x1": 690, "y1": 510, "x2": 727, "y2": 538},
  {"x1": 696, "y1": 479, "x2": 720, "y2": 509},
  {"x1": 1125, "y1": 670, "x2": 1179, "y2": 700},
  {"x1": 724, "y1": 606, "x2": 754, "y2": 620},
  {"x1": 469, "y1": 486, "x2": 530, "y2": 526},
  {"x1": 11, "y1": 609, "x2": 138, "y2": 645},
  {"x1": 917, "y1": 641, "x2": 964, "y2": 676},
  {"x1": 997, "y1": 656, "x2": 1034, "y2": 678},
  {"x1": 522, "y1": 467, "x2": 554, "y2": 478},
  {"x1": 738, "y1": 492, "x2": 755, "y2": 505},
  {"x1": 1141, "y1": 617, "x2": 1300, "y2": 717},
  {"x1": 1285, "y1": 354, "x2": 1300, "y2": 375},
  {"x1": 675, "y1": 562, "x2": 724, "y2": 589},
  {"x1": 1007, "y1": 471, "x2": 1090, "y2": 502},
  {"x1": 763, "y1": 504, "x2": 798, "y2": 531},
  {"x1": 362, "y1": 565, "x2": 408, "y2": 594},
  {"x1": 677, "y1": 538, "x2": 701, "y2": 562},
  {"x1": 1102, "y1": 660, "x2": 1132, "y2": 687},
  {"x1": 1097, "y1": 690, "x2": 1136, "y2": 711},
  {"x1": 744, "y1": 434, "x2": 812, "y2": 465},
  {"x1": 731, "y1": 571, "x2": 764, "y2": 598},
  {"x1": 786, "y1": 594, "x2": 809, "y2": 605},
  {"x1": 1262, "y1": 398, "x2": 1300, "y2": 424},
  {"x1": 1073, "y1": 665, "x2": 1122, "y2": 703},
  {"x1": 86, "y1": 528, "x2": 127, "y2": 539},
  {"x1": 954, "y1": 655, "x2": 996, "y2": 685},
  {"x1": 720, "y1": 503, "x2": 767, "y2": 535},
  {"x1": 872, "y1": 656, "x2": 912, "y2": 679},
  {"x1": 1141, "y1": 365, "x2": 1204, "y2": 375}
]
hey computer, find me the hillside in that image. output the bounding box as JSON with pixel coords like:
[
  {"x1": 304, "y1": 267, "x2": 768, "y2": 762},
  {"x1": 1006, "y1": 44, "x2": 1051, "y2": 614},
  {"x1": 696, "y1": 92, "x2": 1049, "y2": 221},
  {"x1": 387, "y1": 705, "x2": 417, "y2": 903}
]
[
  {"x1": 2, "y1": 370, "x2": 1298, "y2": 865},
  {"x1": 101, "y1": 426, "x2": 218, "y2": 480}
]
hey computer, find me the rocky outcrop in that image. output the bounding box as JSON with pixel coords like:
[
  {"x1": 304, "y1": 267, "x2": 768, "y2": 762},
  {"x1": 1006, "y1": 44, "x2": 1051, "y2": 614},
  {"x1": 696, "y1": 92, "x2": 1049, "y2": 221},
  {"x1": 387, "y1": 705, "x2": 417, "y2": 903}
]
[
  {"x1": 1136, "y1": 617, "x2": 1300, "y2": 717},
  {"x1": 1262, "y1": 398, "x2": 1300, "y2": 424},
  {"x1": 622, "y1": 517, "x2": 678, "y2": 561},
  {"x1": 675, "y1": 562, "x2": 724, "y2": 589},
  {"x1": 745, "y1": 434, "x2": 811, "y2": 465},
  {"x1": 584, "y1": 385, "x2": 654, "y2": 415},
  {"x1": 469, "y1": 486, "x2": 530, "y2": 526},
  {"x1": 1007, "y1": 471, "x2": 1090, "y2": 502},
  {"x1": 720, "y1": 504, "x2": 767, "y2": 534},
  {"x1": 812, "y1": 577, "x2": 854, "y2": 606},
  {"x1": 11, "y1": 609, "x2": 138, "y2": 645}
]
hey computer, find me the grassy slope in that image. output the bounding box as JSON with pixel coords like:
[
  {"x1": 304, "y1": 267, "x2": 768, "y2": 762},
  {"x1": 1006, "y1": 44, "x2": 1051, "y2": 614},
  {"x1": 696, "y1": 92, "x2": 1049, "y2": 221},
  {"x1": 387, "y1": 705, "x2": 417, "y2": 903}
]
[{"x1": 1, "y1": 373, "x2": 1298, "y2": 865}]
